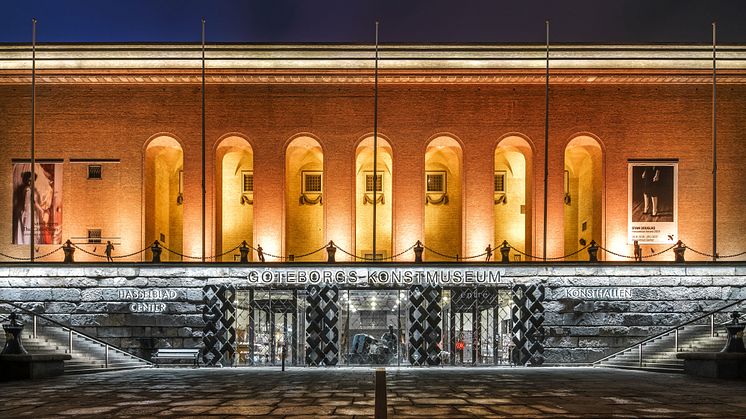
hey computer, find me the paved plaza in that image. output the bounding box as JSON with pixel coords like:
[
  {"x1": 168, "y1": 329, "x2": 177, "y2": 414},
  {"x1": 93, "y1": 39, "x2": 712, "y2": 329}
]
[{"x1": 1, "y1": 367, "x2": 745, "y2": 418}]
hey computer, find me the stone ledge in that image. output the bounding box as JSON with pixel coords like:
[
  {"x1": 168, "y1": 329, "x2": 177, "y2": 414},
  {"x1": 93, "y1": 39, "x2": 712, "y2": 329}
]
[
  {"x1": 0, "y1": 353, "x2": 72, "y2": 381},
  {"x1": 676, "y1": 352, "x2": 746, "y2": 380}
]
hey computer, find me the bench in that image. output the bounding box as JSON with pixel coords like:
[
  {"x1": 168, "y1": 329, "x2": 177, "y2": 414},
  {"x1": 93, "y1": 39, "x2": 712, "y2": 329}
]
[{"x1": 152, "y1": 348, "x2": 200, "y2": 368}]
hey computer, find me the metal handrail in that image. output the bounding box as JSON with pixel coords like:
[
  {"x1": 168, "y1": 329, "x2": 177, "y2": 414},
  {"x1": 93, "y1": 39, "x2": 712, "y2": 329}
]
[
  {"x1": 0, "y1": 300, "x2": 153, "y2": 366},
  {"x1": 593, "y1": 298, "x2": 745, "y2": 365}
]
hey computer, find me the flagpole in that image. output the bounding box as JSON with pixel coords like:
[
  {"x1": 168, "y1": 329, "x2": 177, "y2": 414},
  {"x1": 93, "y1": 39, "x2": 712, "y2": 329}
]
[
  {"x1": 201, "y1": 18, "x2": 206, "y2": 262},
  {"x1": 30, "y1": 18, "x2": 37, "y2": 262},
  {"x1": 542, "y1": 20, "x2": 549, "y2": 261},
  {"x1": 372, "y1": 21, "x2": 379, "y2": 261},
  {"x1": 711, "y1": 21, "x2": 717, "y2": 261}
]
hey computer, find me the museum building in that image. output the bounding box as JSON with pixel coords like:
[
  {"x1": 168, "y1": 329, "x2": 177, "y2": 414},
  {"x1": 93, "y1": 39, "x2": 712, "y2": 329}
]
[{"x1": 1, "y1": 43, "x2": 745, "y2": 368}]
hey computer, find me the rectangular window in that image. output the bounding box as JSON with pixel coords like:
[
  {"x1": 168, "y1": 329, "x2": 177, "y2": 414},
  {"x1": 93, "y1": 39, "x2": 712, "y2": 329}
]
[
  {"x1": 365, "y1": 174, "x2": 382, "y2": 193},
  {"x1": 242, "y1": 171, "x2": 254, "y2": 193},
  {"x1": 87, "y1": 165, "x2": 102, "y2": 180},
  {"x1": 426, "y1": 171, "x2": 446, "y2": 193},
  {"x1": 363, "y1": 253, "x2": 384, "y2": 260},
  {"x1": 302, "y1": 171, "x2": 322, "y2": 194},
  {"x1": 87, "y1": 229, "x2": 102, "y2": 244},
  {"x1": 494, "y1": 171, "x2": 506, "y2": 193}
]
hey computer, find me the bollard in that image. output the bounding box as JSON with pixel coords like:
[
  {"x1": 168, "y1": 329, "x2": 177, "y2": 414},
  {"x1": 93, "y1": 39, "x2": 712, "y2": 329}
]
[
  {"x1": 62, "y1": 240, "x2": 75, "y2": 263},
  {"x1": 721, "y1": 311, "x2": 745, "y2": 353},
  {"x1": 588, "y1": 240, "x2": 599, "y2": 262},
  {"x1": 1, "y1": 313, "x2": 28, "y2": 355},
  {"x1": 413, "y1": 240, "x2": 424, "y2": 263},
  {"x1": 326, "y1": 241, "x2": 337, "y2": 263},
  {"x1": 673, "y1": 240, "x2": 686, "y2": 262},
  {"x1": 374, "y1": 368, "x2": 387, "y2": 419},
  {"x1": 499, "y1": 241, "x2": 511, "y2": 263},
  {"x1": 151, "y1": 240, "x2": 162, "y2": 263},
  {"x1": 239, "y1": 241, "x2": 250, "y2": 263}
]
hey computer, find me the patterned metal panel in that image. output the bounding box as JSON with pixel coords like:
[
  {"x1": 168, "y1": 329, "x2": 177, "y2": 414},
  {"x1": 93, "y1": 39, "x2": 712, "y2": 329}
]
[
  {"x1": 511, "y1": 283, "x2": 545, "y2": 366},
  {"x1": 202, "y1": 285, "x2": 237, "y2": 367},
  {"x1": 305, "y1": 285, "x2": 339, "y2": 366},
  {"x1": 408, "y1": 285, "x2": 442, "y2": 366}
]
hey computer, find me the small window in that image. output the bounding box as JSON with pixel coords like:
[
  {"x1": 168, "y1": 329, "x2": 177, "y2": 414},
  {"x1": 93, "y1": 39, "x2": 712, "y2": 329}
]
[
  {"x1": 365, "y1": 173, "x2": 382, "y2": 193},
  {"x1": 426, "y1": 171, "x2": 446, "y2": 194},
  {"x1": 582, "y1": 221, "x2": 588, "y2": 232},
  {"x1": 87, "y1": 229, "x2": 102, "y2": 244},
  {"x1": 242, "y1": 171, "x2": 254, "y2": 193},
  {"x1": 494, "y1": 171, "x2": 506, "y2": 193},
  {"x1": 159, "y1": 233, "x2": 166, "y2": 243},
  {"x1": 87, "y1": 165, "x2": 102, "y2": 180},
  {"x1": 302, "y1": 171, "x2": 322, "y2": 194}
]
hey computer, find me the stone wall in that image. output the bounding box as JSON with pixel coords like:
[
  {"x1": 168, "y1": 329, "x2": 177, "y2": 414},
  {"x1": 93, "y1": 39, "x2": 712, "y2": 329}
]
[{"x1": 0, "y1": 263, "x2": 744, "y2": 364}]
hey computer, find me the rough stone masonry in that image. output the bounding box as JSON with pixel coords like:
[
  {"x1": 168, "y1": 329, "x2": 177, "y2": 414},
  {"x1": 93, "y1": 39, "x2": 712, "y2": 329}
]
[{"x1": 0, "y1": 263, "x2": 744, "y2": 363}]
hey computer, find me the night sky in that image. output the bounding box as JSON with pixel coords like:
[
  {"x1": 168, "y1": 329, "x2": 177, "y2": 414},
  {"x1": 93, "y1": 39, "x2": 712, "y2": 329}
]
[{"x1": 2, "y1": 0, "x2": 746, "y2": 44}]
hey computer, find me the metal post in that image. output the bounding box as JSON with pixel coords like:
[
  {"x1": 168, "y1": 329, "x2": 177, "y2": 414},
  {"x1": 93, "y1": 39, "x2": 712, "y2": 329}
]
[
  {"x1": 638, "y1": 343, "x2": 642, "y2": 367},
  {"x1": 32, "y1": 314, "x2": 37, "y2": 338},
  {"x1": 372, "y1": 21, "x2": 379, "y2": 261},
  {"x1": 201, "y1": 18, "x2": 206, "y2": 262},
  {"x1": 30, "y1": 18, "x2": 37, "y2": 262},
  {"x1": 710, "y1": 314, "x2": 715, "y2": 337},
  {"x1": 674, "y1": 328, "x2": 679, "y2": 352},
  {"x1": 105, "y1": 345, "x2": 109, "y2": 368},
  {"x1": 542, "y1": 20, "x2": 549, "y2": 261},
  {"x1": 68, "y1": 329, "x2": 73, "y2": 353},
  {"x1": 374, "y1": 368, "x2": 387, "y2": 419},
  {"x1": 711, "y1": 21, "x2": 717, "y2": 261}
]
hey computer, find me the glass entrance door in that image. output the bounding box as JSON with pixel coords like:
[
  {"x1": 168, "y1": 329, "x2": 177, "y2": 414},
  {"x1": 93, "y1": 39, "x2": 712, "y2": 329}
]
[
  {"x1": 444, "y1": 287, "x2": 512, "y2": 365},
  {"x1": 236, "y1": 289, "x2": 298, "y2": 366}
]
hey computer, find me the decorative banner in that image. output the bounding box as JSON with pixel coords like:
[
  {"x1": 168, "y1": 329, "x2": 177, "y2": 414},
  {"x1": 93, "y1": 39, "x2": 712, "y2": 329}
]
[
  {"x1": 628, "y1": 161, "x2": 677, "y2": 244},
  {"x1": 12, "y1": 163, "x2": 63, "y2": 245}
]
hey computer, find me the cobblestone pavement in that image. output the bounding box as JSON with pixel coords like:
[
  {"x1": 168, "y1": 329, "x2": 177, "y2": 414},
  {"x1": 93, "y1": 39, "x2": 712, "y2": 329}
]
[{"x1": 1, "y1": 367, "x2": 745, "y2": 418}]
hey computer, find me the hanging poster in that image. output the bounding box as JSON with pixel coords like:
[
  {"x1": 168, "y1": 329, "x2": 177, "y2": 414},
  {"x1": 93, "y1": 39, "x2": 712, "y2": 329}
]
[
  {"x1": 628, "y1": 160, "x2": 677, "y2": 244},
  {"x1": 11, "y1": 162, "x2": 63, "y2": 245}
]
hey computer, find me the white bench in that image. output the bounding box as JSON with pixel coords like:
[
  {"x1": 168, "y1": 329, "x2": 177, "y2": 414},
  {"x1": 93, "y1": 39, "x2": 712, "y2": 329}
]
[{"x1": 152, "y1": 348, "x2": 200, "y2": 368}]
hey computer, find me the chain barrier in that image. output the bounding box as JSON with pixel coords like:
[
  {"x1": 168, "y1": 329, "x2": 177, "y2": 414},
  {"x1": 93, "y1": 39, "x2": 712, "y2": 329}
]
[
  {"x1": 292, "y1": 244, "x2": 329, "y2": 260},
  {"x1": 684, "y1": 246, "x2": 746, "y2": 259},
  {"x1": 35, "y1": 246, "x2": 64, "y2": 260},
  {"x1": 422, "y1": 245, "x2": 459, "y2": 260},
  {"x1": 598, "y1": 243, "x2": 676, "y2": 260},
  {"x1": 71, "y1": 243, "x2": 106, "y2": 258},
  {"x1": 111, "y1": 247, "x2": 150, "y2": 259},
  {"x1": 507, "y1": 242, "x2": 589, "y2": 261},
  {"x1": 334, "y1": 245, "x2": 379, "y2": 261},
  {"x1": 0, "y1": 251, "x2": 35, "y2": 261}
]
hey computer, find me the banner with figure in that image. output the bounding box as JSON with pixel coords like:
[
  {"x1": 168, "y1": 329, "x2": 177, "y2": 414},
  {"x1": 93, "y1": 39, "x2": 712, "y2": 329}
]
[
  {"x1": 12, "y1": 162, "x2": 63, "y2": 245},
  {"x1": 628, "y1": 160, "x2": 677, "y2": 244}
]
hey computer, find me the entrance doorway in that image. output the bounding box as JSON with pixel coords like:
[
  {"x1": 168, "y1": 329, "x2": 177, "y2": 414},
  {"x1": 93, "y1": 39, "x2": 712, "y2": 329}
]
[
  {"x1": 236, "y1": 289, "x2": 299, "y2": 366},
  {"x1": 444, "y1": 288, "x2": 512, "y2": 365},
  {"x1": 233, "y1": 286, "x2": 512, "y2": 367}
]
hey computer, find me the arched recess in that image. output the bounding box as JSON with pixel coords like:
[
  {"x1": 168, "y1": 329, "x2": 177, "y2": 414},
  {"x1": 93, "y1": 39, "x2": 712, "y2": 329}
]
[
  {"x1": 215, "y1": 136, "x2": 254, "y2": 261},
  {"x1": 494, "y1": 136, "x2": 533, "y2": 258},
  {"x1": 144, "y1": 135, "x2": 184, "y2": 261},
  {"x1": 285, "y1": 136, "x2": 324, "y2": 261},
  {"x1": 563, "y1": 135, "x2": 603, "y2": 260},
  {"x1": 355, "y1": 136, "x2": 393, "y2": 259},
  {"x1": 424, "y1": 136, "x2": 463, "y2": 261}
]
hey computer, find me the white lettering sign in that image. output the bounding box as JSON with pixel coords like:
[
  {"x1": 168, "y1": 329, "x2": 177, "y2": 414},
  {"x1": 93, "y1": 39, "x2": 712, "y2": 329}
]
[
  {"x1": 244, "y1": 267, "x2": 505, "y2": 287},
  {"x1": 119, "y1": 288, "x2": 178, "y2": 312},
  {"x1": 564, "y1": 288, "x2": 634, "y2": 300}
]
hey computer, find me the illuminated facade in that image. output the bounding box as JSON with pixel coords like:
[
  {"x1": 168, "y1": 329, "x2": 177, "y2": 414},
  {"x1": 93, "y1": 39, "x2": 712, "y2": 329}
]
[{"x1": 1, "y1": 44, "x2": 746, "y2": 262}]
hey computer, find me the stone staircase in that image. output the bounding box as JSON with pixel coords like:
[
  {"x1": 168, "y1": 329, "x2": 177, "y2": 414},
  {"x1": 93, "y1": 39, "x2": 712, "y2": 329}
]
[
  {"x1": 0, "y1": 313, "x2": 151, "y2": 374},
  {"x1": 594, "y1": 324, "x2": 732, "y2": 373}
]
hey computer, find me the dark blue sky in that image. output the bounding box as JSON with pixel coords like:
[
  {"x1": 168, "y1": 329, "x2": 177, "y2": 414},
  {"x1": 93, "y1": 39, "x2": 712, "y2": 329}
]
[{"x1": 3, "y1": 0, "x2": 746, "y2": 44}]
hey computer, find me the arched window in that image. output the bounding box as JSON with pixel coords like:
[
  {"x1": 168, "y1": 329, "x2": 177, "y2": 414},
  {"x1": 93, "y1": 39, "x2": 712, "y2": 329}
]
[
  {"x1": 563, "y1": 136, "x2": 603, "y2": 260},
  {"x1": 355, "y1": 136, "x2": 393, "y2": 260},
  {"x1": 285, "y1": 136, "x2": 324, "y2": 261},
  {"x1": 144, "y1": 136, "x2": 183, "y2": 261},
  {"x1": 494, "y1": 136, "x2": 533, "y2": 259},
  {"x1": 424, "y1": 136, "x2": 463, "y2": 261},
  {"x1": 215, "y1": 136, "x2": 253, "y2": 261}
]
